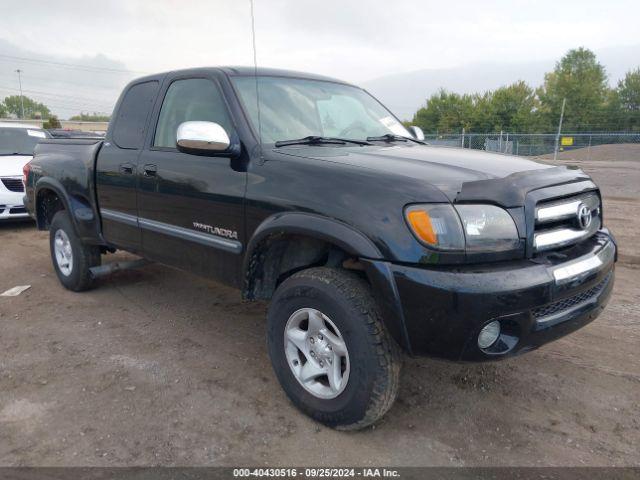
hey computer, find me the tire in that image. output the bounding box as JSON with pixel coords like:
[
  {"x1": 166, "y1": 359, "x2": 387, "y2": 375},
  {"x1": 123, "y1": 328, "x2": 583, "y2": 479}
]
[
  {"x1": 267, "y1": 267, "x2": 401, "y2": 430},
  {"x1": 49, "y1": 210, "x2": 101, "y2": 292}
]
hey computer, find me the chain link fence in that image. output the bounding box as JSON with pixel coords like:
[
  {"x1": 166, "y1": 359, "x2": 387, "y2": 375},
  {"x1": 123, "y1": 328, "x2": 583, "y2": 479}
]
[{"x1": 424, "y1": 132, "x2": 640, "y2": 157}]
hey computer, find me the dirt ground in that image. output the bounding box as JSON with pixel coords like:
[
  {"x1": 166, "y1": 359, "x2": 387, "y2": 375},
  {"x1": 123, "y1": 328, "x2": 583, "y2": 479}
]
[{"x1": 0, "y1": 145, "x2": 638, "y2": 467}]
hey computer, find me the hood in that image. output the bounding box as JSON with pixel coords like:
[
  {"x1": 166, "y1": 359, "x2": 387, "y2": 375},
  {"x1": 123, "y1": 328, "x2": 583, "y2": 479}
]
[
  {"x1": 276, "y1": 144, "x2": 552, "y2": 198},
  {"x1": 0, "y1": 155, "x2": 32, "y2": 177}
]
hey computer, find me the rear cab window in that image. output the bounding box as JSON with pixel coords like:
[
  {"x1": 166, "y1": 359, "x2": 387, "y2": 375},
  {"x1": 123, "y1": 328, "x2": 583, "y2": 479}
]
[{"x1": 112, "y1": 81, "x2": 159, "y2": 149}]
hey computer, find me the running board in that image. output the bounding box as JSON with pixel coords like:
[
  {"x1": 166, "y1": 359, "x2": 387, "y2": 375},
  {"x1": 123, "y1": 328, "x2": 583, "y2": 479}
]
[{"x1": 89, "y1": 259, "x2": 151, "y2": 278}]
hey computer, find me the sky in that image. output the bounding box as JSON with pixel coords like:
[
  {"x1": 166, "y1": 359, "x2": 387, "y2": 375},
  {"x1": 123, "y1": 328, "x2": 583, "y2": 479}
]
[{"x1": 1, "y1": 0, "x2": 639, "y2": 119}]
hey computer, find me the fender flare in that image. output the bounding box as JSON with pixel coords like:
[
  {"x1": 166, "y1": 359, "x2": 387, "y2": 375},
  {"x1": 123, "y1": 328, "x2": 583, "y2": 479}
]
[
  {"x1": 243, "y1": 212, "x2": 412, "y2": 352},
  {"x1": 34, "y1": 178, "x2": 72, "y2": 225},
  {"x1": 34, "y1": 177, "x2": 103, "y2": 244},
  {"x1": 243, "y1": 212, "x2": 382, "y2": 270}
]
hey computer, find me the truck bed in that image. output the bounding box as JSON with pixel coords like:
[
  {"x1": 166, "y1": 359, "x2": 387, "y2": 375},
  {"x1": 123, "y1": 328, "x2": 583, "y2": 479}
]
[
  {"x1": 28, "y1": 138, "x2": 104, "y2": 241},
  {"x1": 33, "y1": 138, "x2": 103, "y2": 197}
]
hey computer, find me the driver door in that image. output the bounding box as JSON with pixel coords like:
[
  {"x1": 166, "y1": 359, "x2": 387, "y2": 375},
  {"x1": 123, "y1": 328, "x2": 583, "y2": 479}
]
[{"x1": 137, "y1": 76, "x2": 246, "y2": 287}]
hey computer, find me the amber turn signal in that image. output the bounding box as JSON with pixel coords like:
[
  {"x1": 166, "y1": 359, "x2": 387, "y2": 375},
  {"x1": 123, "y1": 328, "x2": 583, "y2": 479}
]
[
  {"x1": 404, "y1": 204, "x2": 466, "y2": 250},
  {"x1": 406, "y1": 210, "x2": 438, "y2": 246}
]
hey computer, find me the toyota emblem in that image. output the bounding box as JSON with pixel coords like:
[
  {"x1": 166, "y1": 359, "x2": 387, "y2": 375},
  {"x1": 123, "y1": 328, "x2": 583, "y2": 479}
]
[{"x1": 577, "y1": 204, "x2": 592, "y2": 229}]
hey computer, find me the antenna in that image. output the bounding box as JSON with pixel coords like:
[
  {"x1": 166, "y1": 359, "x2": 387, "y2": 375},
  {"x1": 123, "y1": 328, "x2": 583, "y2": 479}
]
[{"x1": 249, "y1": 0, "x2": 263, "y2": 159}]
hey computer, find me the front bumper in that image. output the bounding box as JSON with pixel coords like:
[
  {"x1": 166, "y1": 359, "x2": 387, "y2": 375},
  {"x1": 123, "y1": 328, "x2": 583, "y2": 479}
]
[
  {"x1": 0, "y1": 186, "x2": 29, "y2": 220},
  {"x1": 388, "y1": 230, "x2": 616, "y2": 360}
]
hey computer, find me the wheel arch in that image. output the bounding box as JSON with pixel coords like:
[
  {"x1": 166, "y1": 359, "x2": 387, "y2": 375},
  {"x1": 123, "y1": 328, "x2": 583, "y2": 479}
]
[
  {"x1": 243, "y1": 212, "x2": 412, "y2": 353},
  {"x1": 35, "y1": 177, "x2": 103, "y2": 244},
  {"x1": 35, "y1": 178, "x2": 71, "y2": 230},
  {"x1": 242, "y1": 212, "x2": 381, "y2": 297}
]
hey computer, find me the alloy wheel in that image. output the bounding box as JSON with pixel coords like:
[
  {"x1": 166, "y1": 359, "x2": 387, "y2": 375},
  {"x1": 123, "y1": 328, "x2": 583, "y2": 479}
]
[{"x1": 284, "y1": 307, "x2": 350, "y2": 399}]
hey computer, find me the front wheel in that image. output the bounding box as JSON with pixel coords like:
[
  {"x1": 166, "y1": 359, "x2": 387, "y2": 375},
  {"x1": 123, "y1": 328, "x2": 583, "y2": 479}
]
[
  {"x1": 49, "y1": 210, "x2": 101, "y2": 292},
  {"x1": 267, "y1": 267, "x2": 401, "y2": 430}
]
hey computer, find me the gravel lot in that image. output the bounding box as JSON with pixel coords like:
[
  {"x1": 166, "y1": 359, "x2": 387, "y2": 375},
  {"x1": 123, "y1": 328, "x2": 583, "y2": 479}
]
[{"x1": 1, "y1": 146, "x2": 638, "y2": 466}]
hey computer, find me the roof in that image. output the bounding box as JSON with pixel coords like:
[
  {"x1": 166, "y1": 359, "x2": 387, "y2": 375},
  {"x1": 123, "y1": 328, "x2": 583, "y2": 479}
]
[
  {"x1": 221, "y1": 66, "x2": 351, "y2": 85},
  {"x1": 0, "y1": 121, "x2": 45, "y2": 130},
  {"x1": 130, "y1": 66, "x2": 353, "y2": 87}
]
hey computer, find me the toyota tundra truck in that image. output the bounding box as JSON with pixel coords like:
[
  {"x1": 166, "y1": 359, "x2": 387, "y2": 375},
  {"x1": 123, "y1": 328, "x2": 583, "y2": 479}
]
[{"x1": 23, "y1": 67, "x2": 616, "y2": 429}]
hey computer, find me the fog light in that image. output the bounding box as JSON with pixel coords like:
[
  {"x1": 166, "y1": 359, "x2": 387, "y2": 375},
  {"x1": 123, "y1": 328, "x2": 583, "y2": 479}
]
[{"x1": 478, "y1": 321, "x2": 501, "y2": 349}]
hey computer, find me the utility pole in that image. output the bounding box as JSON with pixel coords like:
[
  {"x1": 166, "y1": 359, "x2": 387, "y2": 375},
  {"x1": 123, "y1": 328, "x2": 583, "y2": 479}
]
[
  {"x1": 553, "y1": 98, "x2": 566, "y2": 161},
  {"x1": 15, "y1": 69, "x2": 25, "y2": 119}
]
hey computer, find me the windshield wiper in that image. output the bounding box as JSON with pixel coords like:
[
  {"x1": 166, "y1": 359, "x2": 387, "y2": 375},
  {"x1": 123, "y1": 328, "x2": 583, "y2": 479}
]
[
  {"x1": 366, "y1": 134, "x2": 426, "y2": 145},
  {"x1": 275, "y1": 136, "x2": 372, "y2": 147}
]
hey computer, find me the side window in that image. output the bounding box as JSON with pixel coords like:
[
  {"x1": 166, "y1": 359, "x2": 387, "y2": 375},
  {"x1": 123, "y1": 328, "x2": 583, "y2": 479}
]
[
  {"x1": 154, "y1": 78, "x2": 233, "y2": 148},
  {"x1": 112, "y1": 81, "x2": 159, "y2": 149}
]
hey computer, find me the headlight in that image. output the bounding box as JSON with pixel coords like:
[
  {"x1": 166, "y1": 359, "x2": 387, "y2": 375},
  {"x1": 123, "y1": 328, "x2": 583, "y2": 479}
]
[
  {"x1": 455, "y1": 205, "x2": 520, "y2": 252},
  {"x1": 405, "y1": 204, "x2": 519, "y2": 253}
]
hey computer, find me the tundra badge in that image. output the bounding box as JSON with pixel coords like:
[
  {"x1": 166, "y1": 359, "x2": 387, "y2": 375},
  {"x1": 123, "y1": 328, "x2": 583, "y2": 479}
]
[{"x1": 192, "y1": 222, "x2": 238, "y2": 240}]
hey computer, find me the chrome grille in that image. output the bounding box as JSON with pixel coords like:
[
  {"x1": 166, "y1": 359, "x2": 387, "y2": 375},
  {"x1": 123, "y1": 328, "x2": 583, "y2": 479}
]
[
  {"x1": 1, "y1": 177, "x2": 24, "y2": 193},
  {"x1": 533, "y1": 192, "x2": 601, "y2": 252}
]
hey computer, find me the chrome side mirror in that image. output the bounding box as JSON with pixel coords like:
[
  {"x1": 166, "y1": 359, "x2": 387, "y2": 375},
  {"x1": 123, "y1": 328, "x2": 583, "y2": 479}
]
[
  {"x1": 176, "y1": 121, "x2": 230, "y2": 153},
  {"x1": 408, "y1": 125, "x2": 425, "y2": 141}
]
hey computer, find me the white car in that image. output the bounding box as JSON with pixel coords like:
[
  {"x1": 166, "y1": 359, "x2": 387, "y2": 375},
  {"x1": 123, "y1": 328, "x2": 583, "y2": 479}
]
[{"x1": 0, "y1": 122, "x2": 50, "y2": 220}]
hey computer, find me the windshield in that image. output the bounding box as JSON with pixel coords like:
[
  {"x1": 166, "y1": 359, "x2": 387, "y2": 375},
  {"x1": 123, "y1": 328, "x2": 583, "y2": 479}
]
[
  {"x1": 0, "y1": 127, "x2": 48, "y2": 156},
  {"x1": 232, "y1": 76, "x2": 410, "y2": 144}
]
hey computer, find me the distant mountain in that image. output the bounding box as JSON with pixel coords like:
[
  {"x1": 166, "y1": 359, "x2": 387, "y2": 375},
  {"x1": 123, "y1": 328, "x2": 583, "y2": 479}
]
[
  {"x1": 363, "y1": 44, "x2": 640, "y2": 121},
  {"x1": 3, "y1": 36, "x2": 638, "y2": 123}
]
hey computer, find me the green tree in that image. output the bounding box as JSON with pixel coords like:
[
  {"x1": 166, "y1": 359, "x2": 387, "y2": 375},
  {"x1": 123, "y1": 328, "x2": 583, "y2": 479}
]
[
  {"x1": 409, "y1": 47, "x2": 634, "y2": 134},
  {"x1": 412, "y1": 89, "x2": 474, "y2": 134},
  {"x1": 2, "y1": 95, "x2": 52, "y2": 119},
  {"x1": 537, "y1": 47, "x2": 610, "y2": 132},
  {"x1": 469, "y1": 91, "x2": 494, "y2": 132},
  {"x1": 618, "y1": 68, "x2": 640, "y2": 110},
  {"x1": 412, "y1": 82, "x2": 541, "y2": 134},
  {"x1": 617, "y1": 68, "x2": 640, "y2": 131},
  {"x1": 0, "y1": 101, "x2": 6, "y2": 118},
  {"x1": 69, "y1": 112, "x2": 111, "y2": 122},
  {"x1": 471, "y1": 81, "x2": 541, "y2": 133},
  {"x1": 44, "y1": 115, "x2": 62, "y2": 129}
]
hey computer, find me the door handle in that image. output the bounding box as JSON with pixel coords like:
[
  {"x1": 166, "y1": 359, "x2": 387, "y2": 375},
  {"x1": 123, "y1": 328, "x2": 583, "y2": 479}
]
[
  {"x1": 119, "y1": 163, "x2": 134, "y2": 175},
  {"x1": 143, "y1": 164, "x2": 157, "y2": 177}
]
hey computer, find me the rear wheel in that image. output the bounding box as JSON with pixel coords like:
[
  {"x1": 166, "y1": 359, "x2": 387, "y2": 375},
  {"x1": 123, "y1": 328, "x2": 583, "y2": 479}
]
[
  {"x1": 49, "y1": 210, "x2": 101, "y2": 291},
  {"x1": 267, "y1": 267, "x2": 401, "y2": 430}
]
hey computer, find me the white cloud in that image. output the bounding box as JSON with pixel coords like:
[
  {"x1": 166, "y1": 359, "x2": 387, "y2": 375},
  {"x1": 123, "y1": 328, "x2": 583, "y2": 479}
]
[
  {"x1": 1, "y1": 0, "x2": 639, "y2": 118},
  {"x1": 2, "y1": 0, "x2": 640, "y2": 80}
]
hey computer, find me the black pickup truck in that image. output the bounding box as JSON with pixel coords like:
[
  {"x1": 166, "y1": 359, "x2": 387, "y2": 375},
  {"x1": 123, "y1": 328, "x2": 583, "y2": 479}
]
[{"x1": 24, "y1": 67, "x2": 616, "y2": 429}]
